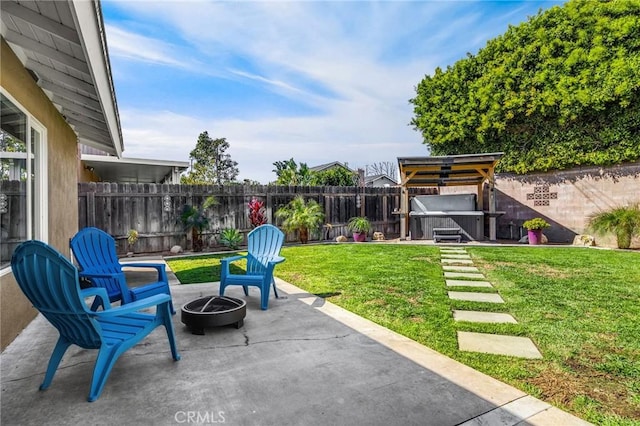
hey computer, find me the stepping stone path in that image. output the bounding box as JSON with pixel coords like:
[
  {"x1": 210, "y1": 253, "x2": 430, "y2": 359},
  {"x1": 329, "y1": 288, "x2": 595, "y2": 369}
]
[
  {"x1": 448, "y1": 291, "x2": 505, "y2": 303},
  {"x1": 438, "y1": 246, "x2": 542, "y2": 359},
  {"x1": 444, "y1": 272, "x2": 485, "y2": 279},
  {"x1": 441, "y1": 258, "x2": 474, "y2": 264},
  {"x1": 458, "y1": 332, "x2": 543, "y2": 359},
  {"x1": 446, "y1": 279, "x2": 493, "y2": 288},
  {"x1": 440, "y1": 254, "x2": 472, "y2": 259},
  {"x1": 453, "y1": 310, "x2": 517, "y2": 324},
  {"x1": 442, "y1": 266, "x2": 479, "y2": 272}
]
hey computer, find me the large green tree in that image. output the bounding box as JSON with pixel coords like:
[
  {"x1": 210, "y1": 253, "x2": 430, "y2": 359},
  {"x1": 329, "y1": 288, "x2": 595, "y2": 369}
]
[
  {"x1": 272, "y1": 158, "x2": 313, "y2": 185},
  {"x1": 181, "y1": 132, "x2": 239, "y2": 184},
  {"x1": 310, "y1": 167, "x2": 358, "y2": 186},
  {"x1": 272, "y1": 158, "x2": 357, "y2": 186},
  {"x1": 410, "y1": 0, "x2": 640, "y2": 174}
]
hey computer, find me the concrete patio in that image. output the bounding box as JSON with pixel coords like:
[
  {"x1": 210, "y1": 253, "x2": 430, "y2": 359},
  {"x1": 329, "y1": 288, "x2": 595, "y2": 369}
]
[{"x1": 1, "y1": 263, "x2": 591, "y2": 425}]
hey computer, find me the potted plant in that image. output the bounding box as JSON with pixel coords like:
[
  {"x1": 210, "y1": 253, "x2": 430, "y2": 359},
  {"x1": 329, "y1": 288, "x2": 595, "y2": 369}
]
[
  {"x1": 587, "y1": 203, "x2": 640, "y2": 249},
  {"x1": 522, "y1": 217, "x2": 550, "y2": 245},
  {"x1": 275, "y1": 196, "x2": 325, "y2": 243},
  {"x1": 126, "y1": 229, "x2": 138, "y2": 256},
  {"x1": 180, "y1": 196, "x2": 218, "y2": 252},
  {"x1": 347, "y1": 216, "x2": 371, "y2": 242}
]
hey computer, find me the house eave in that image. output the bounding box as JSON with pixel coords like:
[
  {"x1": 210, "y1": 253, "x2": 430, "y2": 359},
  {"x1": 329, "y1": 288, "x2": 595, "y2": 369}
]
[{"x1": 0, "y1": 0, "x2": 123, "y2": 157}]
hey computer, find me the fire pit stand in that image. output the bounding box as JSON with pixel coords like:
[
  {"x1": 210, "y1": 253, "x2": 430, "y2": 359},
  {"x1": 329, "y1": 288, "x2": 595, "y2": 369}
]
[{"x1": 181, "y1": 296, "x2": 247, "y2": 335}]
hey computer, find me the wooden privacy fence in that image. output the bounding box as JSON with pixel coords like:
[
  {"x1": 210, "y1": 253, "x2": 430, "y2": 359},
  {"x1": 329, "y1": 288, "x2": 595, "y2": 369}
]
[{"x1": 78, "y1": 183, "x2": 435, "y2": 254}]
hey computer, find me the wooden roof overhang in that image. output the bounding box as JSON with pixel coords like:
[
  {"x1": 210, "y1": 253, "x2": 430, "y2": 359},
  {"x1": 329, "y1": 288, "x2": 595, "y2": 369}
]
[
  {"x1": 396, "y1": 152, "x2": 504, "y2": 240},
  {"x1": 397, "y1": 152, "x2": 503, "y2": 188},
  {"x1": 1, "y1": 0, "x2": 123, "y2": 156}
]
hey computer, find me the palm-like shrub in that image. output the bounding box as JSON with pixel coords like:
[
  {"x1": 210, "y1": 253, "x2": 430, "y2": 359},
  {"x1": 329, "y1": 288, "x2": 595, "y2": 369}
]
[
  {"x1": 220, "y1": 228, "x2": 243, "y2": 250},
  {"x1": 587, "y1": 203, "x2": 640, "y2": 249},
  {"x1": 180, "y1": 196, "x2": 218, "y2": 251},
  {"x1": 275, "y1": 196, "x2": 325, "y2": 243}
]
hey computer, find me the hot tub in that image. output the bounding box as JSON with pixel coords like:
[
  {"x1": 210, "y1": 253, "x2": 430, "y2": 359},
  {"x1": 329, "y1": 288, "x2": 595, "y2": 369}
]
[{"x1": 409, "y1": 195, "x2": 484, "y2": 241}]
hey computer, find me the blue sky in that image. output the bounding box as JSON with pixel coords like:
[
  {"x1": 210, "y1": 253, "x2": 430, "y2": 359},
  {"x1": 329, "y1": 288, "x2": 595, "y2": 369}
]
[{"x1": 103, "y1": 0, "x2": 564, "y2": 183}]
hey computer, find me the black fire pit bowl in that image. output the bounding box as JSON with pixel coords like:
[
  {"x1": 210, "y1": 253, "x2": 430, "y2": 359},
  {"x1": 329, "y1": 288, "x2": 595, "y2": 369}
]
[{"x1": 181, "y1": 296, "x2": 247, "y2": 335}]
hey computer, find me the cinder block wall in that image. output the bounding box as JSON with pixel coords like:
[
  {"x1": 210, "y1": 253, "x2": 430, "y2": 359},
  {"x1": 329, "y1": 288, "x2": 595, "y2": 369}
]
[
  {"x1": 494, "y1": 162, "x2": 640, "y2": 246},
  {"x1": 439, "y1": 162, "x2": 639, "y2": 247}
]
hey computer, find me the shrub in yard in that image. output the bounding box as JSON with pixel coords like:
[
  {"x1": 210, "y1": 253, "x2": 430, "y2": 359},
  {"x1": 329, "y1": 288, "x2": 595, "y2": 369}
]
[
  {"x1": 220, "y1": 228, "x2": 243, "y2": 250},
  {"x1": 522, "y1": 217, "x2": 550, "y2": 230},
  {"x1": 587, "y1": 203, "x2": 640, "y2": 249},
  {"x1": 274, "y1": 196, "x2": 324, "y2": 244},
  {"x1": 248, "y1": 197, "x2": 268, "y2": 228},
  {"x1": 180, "y1": 196, "x2": 218, "y2": 252}
]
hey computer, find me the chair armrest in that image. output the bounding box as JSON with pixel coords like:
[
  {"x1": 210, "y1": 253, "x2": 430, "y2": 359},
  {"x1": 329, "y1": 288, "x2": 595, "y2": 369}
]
[
  {"x1": 79, "y1": 271, "x2": 122, "y2": 280},
  {"x1": 120, "y1": 262, "x2": 168, "y2": 283},
  {"x1": 80, "y1": 287, "x2": 111, "y2": 310},
  {"x1": 268, "y1": 256, "x2": 285, "y2": 265},
  {"x1": 93, "y1": 294, "x2": 171, "y2": 317},
  {"x1": 220, "y1": 255, "x2": 247, "y2": 265},
  {"x1": 78, "y1": 270, "x2": 130, "y2": 302}
]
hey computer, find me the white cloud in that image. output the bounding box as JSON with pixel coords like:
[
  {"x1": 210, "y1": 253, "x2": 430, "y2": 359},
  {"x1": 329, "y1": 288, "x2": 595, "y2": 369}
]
[
  {"x1": 105, "y1": 25, "x2": 192, "y2": 69},
  {"x1": 106, "y1": 0, "x2": 560, "y2": 183},
  {"x1": 120, "y1": 101, "x2": 426, "y2": 183}
]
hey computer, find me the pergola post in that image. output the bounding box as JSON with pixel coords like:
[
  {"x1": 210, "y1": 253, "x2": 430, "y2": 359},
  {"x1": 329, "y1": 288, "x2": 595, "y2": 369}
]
[
  {"x1": 476, "y1": 182, "x2": 484, "y2": 211},
  {"x1": 400, "y1": 186, "x2": 409, "y2": 239},
  {"x1": 488, "y1": 170, "x2": 497, "y2": 241}
]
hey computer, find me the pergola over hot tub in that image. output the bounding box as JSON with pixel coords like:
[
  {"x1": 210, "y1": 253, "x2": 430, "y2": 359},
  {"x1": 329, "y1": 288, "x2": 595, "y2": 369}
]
[{"x1": 397, "y1": 153, "x2": 504, "y2": 241}]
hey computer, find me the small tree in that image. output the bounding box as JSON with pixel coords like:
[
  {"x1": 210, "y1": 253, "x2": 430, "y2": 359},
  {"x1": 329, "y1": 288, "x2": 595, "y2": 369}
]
[
  {"x1": 310, "y1": 167, "x2": 358, "y2": 186},
  {"x1": 275, "y1": 196, "x2": 324, "y2": 243},
  {"x1": 180, "y1": 196, "x2": 218, "y2": 251},
  {"x1": 587, "y1": 203, "x2": 640, "y2": 249},
  {"x1": 272, "y1": 158, "x2": 313, "y2": 185},
  {"x1": 182, "y1": 132, "x2": 239, "y2": 184}
]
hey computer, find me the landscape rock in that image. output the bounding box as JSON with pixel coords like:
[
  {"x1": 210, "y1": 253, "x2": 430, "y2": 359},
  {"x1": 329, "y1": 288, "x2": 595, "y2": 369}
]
[
  {"x1": 572, "y1": 234, "x2": 595, "y2": 246},
  {"x1": 170, "y1": 245, "x2": 183, "y2": 254},
  {"x1": 336, "y1": 235, "x2": 348, "y2": 243},
  {"x1": 372, "y1": 232, "x2": 385, "y2": 241}
]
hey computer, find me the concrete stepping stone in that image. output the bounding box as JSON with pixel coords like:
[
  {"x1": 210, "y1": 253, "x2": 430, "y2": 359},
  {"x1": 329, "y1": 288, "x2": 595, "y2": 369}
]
[
  {"x1": 442, "y1": 266, "x2": 479, "y2": 272},
  {"x1": 458, "y1": 331, "x2": 542, "y2": 359},
  {"x1": 440, "y1": 254, "x2": 471, "y2": 259},
  {"x1": 439, "y1": 249, "x2": 466, "y2": 253},
  {"x1": 448, "y1": 292, "x2": 504, "y2": 303},
  {"x1": 446, "y1": 279, "x2": 493, "y2": 288},
  {"x1": 444, "y1": 272, "x2": 485, "y2": 279},
  {"x1": 453, "y1": 310, "x2": 517, "y2": 323},
  {"x1": 441, "y1": 258, "x2": 474, "y2": 264}
]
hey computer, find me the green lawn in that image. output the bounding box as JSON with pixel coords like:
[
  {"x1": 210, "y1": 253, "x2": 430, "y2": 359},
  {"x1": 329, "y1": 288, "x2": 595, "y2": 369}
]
[{"x1": 166, "y1": 244, "x2": 640, "y2": 425}]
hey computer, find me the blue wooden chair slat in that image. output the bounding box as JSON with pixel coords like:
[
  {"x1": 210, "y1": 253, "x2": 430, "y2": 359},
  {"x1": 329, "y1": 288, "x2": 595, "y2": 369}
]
[
  {"x1": 11, "y1": 240, "x2": 180, "y2": 402},
  {"x1": 219, "y1": 224, "x2": 286, "y2": 310},
  {"x1": 70, "y1": 227, "x2": 174, "y2": 313}
]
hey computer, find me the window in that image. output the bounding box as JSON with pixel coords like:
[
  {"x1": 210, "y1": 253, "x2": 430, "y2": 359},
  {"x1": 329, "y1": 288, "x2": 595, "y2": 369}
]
[{"x1": 0, "y1": 93, "x2": 47, "y2": 270}]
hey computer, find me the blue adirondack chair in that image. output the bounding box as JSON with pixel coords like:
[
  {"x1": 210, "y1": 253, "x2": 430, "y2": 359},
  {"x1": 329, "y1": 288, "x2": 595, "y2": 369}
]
[
  {"x1": 220, "y1": 224, "x2": 285, "y2": 310},
  {"x1": 10, "y1": 240, "x2": 180, "y2": 402},
  {"x1": 70, "y1": 227, "x2": 174, "y2": 314}
]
